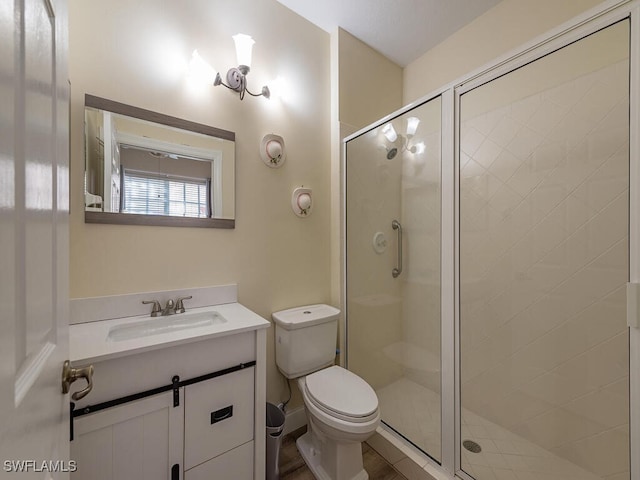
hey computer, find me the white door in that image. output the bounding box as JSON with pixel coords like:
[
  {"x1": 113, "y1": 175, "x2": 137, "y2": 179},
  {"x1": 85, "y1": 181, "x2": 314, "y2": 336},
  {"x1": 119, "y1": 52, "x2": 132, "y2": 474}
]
[{"x1": 0, "y1": 0, "x2": 70, "y2": 476}]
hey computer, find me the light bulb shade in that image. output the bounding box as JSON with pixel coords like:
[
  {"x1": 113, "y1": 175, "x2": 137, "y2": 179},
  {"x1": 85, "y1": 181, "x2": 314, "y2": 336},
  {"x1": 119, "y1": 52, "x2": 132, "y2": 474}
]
[
  {"x1": 414, "y1": 142, "x2": 426, "y2": 155},
  {"x1": 382, "y1": 123, "x2": 398, "y2": 143},
  {"x1": 406, "y1": 117, "x2": 420, "y2": 137},
  {"x1": 189, "y1": 50, "x2": 217, "y2": 84},
  {"x1": 232, "y1": 33, "x2": 255, "y2": 68}
]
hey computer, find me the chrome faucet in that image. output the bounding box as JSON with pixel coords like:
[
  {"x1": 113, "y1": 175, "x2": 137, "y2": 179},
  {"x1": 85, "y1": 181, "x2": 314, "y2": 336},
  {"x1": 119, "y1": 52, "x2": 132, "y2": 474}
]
[
  {"x1": 162, "y1": 299, "x2": 175, "y2": 316},
  {"x1": 142, "y1": 295, "x2": 193, "y2": 317},
  {"x1": 175, "y1": 296, "x2": 193, "y2": 314},
  {"x1": 142, "y1": 300, "x2": 162, "y2": 317}
]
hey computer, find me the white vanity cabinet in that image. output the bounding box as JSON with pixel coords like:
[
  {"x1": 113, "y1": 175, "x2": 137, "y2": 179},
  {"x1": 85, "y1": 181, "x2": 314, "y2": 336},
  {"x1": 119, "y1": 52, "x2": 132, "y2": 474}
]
[
  {"x1": 184, "y1": 366, "x2": 254, "y2": 471},
  {"x1": 72, "y1": 390, "x2": 184, "y2": 480},
  {"x1": 183, "y1": 367, "x2": 255, "y2": 479},
  {"x1": 73, "y1": 367, "x2": 257, "y2": 480},
  {"x1": 69, "y1": 300, "x2": 269, "y2": 480}
]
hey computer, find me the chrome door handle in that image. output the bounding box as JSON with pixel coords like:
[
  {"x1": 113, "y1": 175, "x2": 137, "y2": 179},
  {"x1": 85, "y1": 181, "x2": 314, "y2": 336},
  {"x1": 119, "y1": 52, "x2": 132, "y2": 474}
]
[
  {"x1": 392, "y1": 219, "x2": 402, "y2": 278},
  {"x1": 62, "y1": 360, "x2": 95, "y2": 401}
]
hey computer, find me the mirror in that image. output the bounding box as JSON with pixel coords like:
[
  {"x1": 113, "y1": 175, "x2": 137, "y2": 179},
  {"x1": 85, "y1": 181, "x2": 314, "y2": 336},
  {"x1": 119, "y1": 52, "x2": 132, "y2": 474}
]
[{"x1": 84, "y1": 94, "x2": 235, "y2": 228}]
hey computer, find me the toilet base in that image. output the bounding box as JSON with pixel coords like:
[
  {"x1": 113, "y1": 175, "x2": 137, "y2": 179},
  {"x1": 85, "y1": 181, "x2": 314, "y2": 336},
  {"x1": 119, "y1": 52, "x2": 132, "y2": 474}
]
[{"x1": 296, "y1": 431, "x2": 369, "y2": 480}]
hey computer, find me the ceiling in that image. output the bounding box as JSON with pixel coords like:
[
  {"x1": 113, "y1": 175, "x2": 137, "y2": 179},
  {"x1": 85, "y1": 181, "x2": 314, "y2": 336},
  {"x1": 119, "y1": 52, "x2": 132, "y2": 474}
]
[{"x1": 275, "y1": 0, "x2": 501, "y2": 67}]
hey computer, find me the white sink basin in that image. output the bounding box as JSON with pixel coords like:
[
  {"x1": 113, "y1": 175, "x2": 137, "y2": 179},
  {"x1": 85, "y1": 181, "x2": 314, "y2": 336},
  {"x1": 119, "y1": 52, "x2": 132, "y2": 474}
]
[{"x1": 107, "y1": 311, "x2": 226, "y2": 342}]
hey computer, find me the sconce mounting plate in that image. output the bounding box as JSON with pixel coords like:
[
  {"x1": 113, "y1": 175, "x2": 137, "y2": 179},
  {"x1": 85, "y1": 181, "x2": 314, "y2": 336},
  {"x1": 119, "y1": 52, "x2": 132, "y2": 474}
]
[{"x1": 226, "y1": 68, "x2": 244, "y2": 91}]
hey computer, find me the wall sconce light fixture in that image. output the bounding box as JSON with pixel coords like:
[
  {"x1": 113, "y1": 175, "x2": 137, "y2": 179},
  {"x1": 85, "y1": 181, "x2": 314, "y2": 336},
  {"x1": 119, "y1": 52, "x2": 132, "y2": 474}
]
[
  {"x1": 381, "y1": 117, "x2": 425, "y2": 159},
  {"x1": 190, "y1": 33, "x2": 270, "y2": 101}
]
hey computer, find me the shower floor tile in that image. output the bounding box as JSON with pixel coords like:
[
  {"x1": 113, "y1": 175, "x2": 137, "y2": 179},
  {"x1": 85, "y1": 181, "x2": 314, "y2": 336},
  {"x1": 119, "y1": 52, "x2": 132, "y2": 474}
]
[{"x1": 376, "y1": 378, "x2": 602, "y2": 480}]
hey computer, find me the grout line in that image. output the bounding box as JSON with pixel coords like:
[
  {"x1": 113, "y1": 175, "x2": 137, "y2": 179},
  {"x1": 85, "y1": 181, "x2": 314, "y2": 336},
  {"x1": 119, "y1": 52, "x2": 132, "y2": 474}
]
[
  {"x1": 462, "y1": 191, "x2": 628, "y2": 358},
  {"x1": 463, "y1": 233, "x2": 628, "y2": 378}
]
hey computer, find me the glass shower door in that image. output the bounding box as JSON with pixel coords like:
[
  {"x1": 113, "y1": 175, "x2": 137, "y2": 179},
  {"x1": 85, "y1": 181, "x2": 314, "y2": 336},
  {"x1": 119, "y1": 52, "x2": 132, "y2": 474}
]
[
  {"x1": 458, "y1": 20, "x2": 630, "y2": 480},
  {"x1": 346, "y1": 96, "x2": 442, "y2": 461}
]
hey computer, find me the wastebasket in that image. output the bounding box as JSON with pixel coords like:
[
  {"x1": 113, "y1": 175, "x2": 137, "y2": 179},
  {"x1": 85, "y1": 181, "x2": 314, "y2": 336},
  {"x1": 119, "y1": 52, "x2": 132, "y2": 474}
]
[{"x1": 266, "y1": 403, "x2": 286, "y2": 480}]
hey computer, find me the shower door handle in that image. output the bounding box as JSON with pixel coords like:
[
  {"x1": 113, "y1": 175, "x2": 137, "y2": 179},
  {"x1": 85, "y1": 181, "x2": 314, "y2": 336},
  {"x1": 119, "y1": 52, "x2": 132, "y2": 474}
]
[{"x1": 392, "y1": 220, "x2": 402, "y2": 278}]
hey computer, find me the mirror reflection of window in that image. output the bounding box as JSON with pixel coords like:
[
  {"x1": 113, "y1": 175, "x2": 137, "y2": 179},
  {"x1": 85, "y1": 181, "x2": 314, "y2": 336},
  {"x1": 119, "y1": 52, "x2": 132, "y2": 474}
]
[
  {"x1": 83, "y1": 95, "x2": 236, "y2": 226},
  {"x1": 118, "y1": 144, "x2": 214, "y2": 218},
  {"x1": 122, "y1": 170, "x2": 211, "y2": 218}
]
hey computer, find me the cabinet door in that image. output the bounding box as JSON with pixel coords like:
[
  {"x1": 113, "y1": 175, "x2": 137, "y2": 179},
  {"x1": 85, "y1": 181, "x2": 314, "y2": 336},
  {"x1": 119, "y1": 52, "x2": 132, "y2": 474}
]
[
  {"x1": 184, "y1": 366, "x2": 255, "y2": 470},
  {"x1": 184, "y1": 441, "x2": 254, "y2": 480},
  {"x1": 71, "y1": 390, "x2": 184, "y2": 480}
]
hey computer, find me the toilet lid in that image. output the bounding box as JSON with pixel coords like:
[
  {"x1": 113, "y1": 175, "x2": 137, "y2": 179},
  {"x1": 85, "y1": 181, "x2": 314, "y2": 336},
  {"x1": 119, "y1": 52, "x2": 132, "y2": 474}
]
[{"x1": 305, "y1": 366, "x2": 378, "y2": 419}]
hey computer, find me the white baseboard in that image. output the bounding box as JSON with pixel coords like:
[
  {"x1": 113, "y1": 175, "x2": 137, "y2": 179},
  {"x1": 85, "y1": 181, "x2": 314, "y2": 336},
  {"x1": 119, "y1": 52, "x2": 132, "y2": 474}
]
[{"x1": 283, "y1": 406, "x2": 307, "y2": 435}]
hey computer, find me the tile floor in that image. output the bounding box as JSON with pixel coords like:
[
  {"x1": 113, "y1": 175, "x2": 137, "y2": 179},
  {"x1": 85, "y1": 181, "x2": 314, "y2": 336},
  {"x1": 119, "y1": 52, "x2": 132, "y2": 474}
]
[
  {"x1": 377, "y1": 377, "x2": 603, "y2": 480},
  {"x1": 279, "y1": 426, "x2": 408, "y2": 480}
]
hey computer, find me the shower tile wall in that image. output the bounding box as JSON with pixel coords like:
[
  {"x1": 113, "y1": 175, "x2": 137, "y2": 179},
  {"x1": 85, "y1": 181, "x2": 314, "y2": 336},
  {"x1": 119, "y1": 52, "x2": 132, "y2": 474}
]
[{"x1": 460, "y1": 53, "x2": 629, "y2": 479}]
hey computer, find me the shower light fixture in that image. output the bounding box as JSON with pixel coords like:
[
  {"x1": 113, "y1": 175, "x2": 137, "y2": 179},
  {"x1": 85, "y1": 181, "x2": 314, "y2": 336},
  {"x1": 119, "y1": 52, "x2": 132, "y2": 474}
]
[
  {"x1": 382, "y1": 124, "x2": 398, "y2": 143},
  {"x1": 406, "y1": 117, "x2": 420, "y2": 137},
  {"x1": 381, "y1": 117, "x2": 423, "y2": 159},
  {"x1": 189, "y1": 33, "x2": 270, "y2": 101}
]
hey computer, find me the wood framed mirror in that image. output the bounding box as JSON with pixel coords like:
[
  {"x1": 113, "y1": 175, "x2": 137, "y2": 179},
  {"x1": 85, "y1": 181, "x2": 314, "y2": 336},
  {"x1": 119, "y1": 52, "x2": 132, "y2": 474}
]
[{"x1": 84, "y1": 94, "x2": 235, "y2": 228}]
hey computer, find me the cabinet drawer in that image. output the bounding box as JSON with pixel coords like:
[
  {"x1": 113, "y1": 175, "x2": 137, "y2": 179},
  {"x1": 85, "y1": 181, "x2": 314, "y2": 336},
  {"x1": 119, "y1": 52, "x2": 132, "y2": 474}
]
[
  {"x1": 184, "y1": 366, "x2": 254, "y2": 469},
  {"x1": 185, "y1": 441, "x2": 253, "y2": 480}
]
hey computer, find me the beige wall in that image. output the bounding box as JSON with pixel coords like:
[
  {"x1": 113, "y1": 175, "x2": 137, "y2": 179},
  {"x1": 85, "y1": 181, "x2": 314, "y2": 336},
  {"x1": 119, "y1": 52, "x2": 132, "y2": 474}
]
[
  {"x1": 69, "y1": 0, "x2": 331, "y2": 407},
  {"x1": 329, "y1": 28, "x2": 403, "y2": 353},
  {"x1": 337, "y1": 28, "x2": 403, "y2": 131},
  {"x1": 403, "y1": 0, "x2": 604, "y2": 104}
]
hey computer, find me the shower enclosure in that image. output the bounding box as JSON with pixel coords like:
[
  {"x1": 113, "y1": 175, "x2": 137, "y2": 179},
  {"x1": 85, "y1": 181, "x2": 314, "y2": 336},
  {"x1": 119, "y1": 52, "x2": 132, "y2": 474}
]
[
  {"x1": 344, "y1": 5, "x2": 639, "y2": 480},
  {"x1": 346, "y1": 96, "x2": 443, "y2": 460}
]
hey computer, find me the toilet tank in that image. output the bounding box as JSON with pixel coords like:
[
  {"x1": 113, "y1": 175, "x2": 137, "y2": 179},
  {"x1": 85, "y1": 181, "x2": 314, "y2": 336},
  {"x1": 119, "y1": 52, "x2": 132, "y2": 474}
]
[{"x1": 272, "y1": 304, "x2": 340, "y2": 379}]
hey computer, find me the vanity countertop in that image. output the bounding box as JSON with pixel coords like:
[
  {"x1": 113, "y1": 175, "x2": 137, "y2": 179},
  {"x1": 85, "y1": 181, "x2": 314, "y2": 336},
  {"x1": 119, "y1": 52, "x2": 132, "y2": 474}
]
[{"x1": 70, "y1": 302, "x2": 270, "y2": 364}]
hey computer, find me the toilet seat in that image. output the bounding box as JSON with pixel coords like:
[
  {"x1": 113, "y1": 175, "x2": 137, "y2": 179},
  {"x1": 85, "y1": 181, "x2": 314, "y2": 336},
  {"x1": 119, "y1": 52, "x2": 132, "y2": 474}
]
[{"x1": 304, "y1": 366, "x2": 378, "y2": 423}]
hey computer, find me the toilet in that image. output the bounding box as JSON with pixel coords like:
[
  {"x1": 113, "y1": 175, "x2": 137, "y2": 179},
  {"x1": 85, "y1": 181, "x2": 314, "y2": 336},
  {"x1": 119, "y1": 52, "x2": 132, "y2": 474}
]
[{"x1": 273, "y1": 304, "x2": 380, "y2": 480}]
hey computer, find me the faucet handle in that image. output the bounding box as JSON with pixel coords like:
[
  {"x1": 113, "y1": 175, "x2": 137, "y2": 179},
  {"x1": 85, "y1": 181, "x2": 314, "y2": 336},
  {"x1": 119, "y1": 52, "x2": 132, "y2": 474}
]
[
  {"x1": 142, "y1": 300, "x2": 162, "y2": 317},
  {"x1": 175, "y1": 295, "x2": 193, "y2": 314}
]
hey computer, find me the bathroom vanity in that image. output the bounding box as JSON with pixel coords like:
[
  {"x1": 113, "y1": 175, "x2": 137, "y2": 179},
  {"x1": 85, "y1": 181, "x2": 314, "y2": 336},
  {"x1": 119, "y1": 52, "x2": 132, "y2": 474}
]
[{"x1": 68, "y1": 286, "x2": 269, "y2": 480}]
